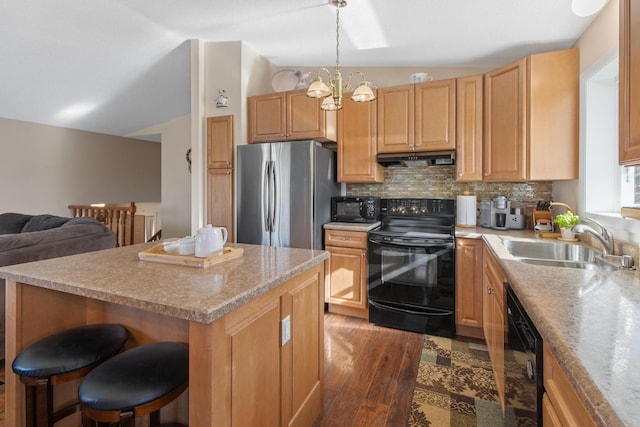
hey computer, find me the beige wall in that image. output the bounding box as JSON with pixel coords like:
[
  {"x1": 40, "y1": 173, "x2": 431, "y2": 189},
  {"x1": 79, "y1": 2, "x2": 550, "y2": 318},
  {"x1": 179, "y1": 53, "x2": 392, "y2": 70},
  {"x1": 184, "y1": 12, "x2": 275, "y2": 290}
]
[
  {"x1": 0, "y1": 117, "x2": 161, "y2": 218},
  {"x1": 573, "y1": 0, "x2": 619, "y2": 72},
  {"x1": 272, "y1": 65, "x2": 492, "y2": 91},
  {"x1": 131, "y1": 114, "x2": 191, "y2": 239},
  {"x1": 553, "y1": 0, "x2": 619, "y2": 212}
]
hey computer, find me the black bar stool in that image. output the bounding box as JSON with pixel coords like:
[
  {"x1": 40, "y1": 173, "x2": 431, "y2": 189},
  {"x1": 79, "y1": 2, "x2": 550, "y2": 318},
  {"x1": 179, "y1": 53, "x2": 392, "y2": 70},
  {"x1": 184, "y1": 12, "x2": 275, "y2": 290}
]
[
  {"x1": 78, "y1": 341, "x2": 189, "y2": 427},
  {"x1": 11, "y1": 323, "x2": 129, "y2": 427}
]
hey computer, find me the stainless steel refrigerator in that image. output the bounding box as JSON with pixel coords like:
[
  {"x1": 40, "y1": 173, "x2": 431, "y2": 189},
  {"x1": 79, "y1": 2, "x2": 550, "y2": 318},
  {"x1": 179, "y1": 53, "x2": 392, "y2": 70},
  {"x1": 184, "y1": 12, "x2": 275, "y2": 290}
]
[{"x1": 237, "y1": 141, "x2": 341, "y2": 250}]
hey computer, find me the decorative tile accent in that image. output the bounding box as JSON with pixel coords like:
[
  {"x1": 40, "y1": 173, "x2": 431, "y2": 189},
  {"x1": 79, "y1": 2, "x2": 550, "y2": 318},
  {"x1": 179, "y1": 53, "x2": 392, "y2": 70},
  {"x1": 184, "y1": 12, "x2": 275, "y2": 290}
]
[{"x1": 347, "y1": 166, "x2": 553, "y2": 214}]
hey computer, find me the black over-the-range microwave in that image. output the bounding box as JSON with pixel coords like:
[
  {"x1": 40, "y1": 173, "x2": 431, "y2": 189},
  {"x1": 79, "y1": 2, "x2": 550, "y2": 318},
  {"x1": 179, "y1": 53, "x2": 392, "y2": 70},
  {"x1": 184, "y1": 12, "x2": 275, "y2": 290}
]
[{"x1": 331, "y1": 197, "x2": 380, "y2": 223}]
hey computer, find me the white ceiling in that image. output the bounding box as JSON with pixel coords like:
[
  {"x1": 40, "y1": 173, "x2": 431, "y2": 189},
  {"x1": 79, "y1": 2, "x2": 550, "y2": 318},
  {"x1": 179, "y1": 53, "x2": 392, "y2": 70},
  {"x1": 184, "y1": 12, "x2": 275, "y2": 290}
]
[{"x1": 0, "y1": 0, "x2": 601, "y2": 139}]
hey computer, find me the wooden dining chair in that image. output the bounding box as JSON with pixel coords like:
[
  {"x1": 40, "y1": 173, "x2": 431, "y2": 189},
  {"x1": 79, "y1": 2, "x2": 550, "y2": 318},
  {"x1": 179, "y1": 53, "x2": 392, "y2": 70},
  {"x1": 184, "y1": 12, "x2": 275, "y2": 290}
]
[{"x1": 68, "y1": 203, "x2": 137, "y2": 247}]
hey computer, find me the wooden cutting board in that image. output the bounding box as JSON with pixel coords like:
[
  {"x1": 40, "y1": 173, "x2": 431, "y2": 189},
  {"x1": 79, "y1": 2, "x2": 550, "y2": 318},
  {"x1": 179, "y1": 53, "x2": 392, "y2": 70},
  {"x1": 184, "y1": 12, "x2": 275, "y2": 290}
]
[
  {"x1": 622, "y1": 206, "x2": 640, "y2": 220},
  {"x1": 539, "y1": 231, "x2": 561, "y2": 238},
  {"x1": 138, "y1": 244, "x2": 243, "y2": 268}
]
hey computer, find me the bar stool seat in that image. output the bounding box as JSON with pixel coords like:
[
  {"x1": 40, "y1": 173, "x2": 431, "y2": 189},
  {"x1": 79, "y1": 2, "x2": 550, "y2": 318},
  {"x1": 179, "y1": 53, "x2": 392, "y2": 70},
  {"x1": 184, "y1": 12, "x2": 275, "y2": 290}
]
[
  {"x1": 78, "y1": 341, "x2": 189, "y2": 427},
  {"x1": 11, "y1": 323, "x2": 129, "y2": 427}
]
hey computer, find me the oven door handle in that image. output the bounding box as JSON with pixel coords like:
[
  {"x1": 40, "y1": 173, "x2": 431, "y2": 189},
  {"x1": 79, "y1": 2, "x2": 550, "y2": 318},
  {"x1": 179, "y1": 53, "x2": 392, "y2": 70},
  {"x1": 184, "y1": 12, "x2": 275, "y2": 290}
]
[
  {"x1": 369, "y1": 300, "x2": 452, "y2": 316},
  {"x1": 368, "y1": 236, "x2": 454, "y2": 249}
]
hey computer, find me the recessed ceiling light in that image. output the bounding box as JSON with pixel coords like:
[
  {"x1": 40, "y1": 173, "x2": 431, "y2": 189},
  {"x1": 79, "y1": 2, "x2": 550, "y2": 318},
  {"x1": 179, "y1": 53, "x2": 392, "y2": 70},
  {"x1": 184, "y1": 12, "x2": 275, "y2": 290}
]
[{"x1": 571, "y1": 0, "x2": 608, "y2": 17}]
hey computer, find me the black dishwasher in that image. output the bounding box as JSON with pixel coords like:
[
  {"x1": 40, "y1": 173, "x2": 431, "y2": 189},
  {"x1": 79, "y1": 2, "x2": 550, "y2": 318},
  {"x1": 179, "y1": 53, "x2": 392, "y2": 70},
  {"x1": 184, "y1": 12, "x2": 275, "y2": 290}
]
[{"x1": 506, "y1": 284, "x2": 543, "y2": 426}]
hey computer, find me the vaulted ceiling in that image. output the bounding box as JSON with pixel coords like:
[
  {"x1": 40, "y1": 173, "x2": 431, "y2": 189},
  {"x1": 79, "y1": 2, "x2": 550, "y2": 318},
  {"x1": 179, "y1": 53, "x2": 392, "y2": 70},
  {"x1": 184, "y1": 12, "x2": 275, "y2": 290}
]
[{"x1": 0, "y1": 0, "x2": 602, "y2": 139}]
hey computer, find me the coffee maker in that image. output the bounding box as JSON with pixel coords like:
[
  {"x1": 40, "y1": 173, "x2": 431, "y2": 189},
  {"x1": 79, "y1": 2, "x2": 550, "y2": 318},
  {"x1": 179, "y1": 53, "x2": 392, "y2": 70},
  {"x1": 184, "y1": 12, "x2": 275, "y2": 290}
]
[{"x1": 491, "y1": 196, "x2": 511, "y2": 230}]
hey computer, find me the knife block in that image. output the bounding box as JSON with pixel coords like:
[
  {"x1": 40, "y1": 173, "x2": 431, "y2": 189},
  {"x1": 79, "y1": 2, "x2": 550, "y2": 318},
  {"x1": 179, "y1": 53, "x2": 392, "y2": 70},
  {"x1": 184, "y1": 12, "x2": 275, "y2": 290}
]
[{"x1": 532, "y1": 210, "x2": 553, "y2": 231}]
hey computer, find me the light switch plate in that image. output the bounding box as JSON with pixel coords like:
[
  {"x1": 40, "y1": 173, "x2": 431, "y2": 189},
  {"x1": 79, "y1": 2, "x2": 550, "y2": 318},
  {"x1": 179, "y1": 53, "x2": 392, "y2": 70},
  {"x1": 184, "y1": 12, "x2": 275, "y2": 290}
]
[{"x1": 281, "y1": 315, "x2": 291, "y2": 346}]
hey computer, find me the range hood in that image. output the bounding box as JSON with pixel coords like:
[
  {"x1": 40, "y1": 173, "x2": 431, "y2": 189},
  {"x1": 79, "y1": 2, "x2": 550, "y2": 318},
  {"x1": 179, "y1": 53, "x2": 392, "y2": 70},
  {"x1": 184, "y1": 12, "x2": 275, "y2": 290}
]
[{"x1": 376, "y1": 151, "x2": 455, "y2": 167}]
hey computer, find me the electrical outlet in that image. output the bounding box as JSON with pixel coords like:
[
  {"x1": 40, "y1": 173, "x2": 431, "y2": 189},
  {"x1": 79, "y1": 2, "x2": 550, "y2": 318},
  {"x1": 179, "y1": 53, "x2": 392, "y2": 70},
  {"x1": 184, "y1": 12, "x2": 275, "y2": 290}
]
[{"x1": 281, "y1": 315, "x2": 291, "y2": 346}]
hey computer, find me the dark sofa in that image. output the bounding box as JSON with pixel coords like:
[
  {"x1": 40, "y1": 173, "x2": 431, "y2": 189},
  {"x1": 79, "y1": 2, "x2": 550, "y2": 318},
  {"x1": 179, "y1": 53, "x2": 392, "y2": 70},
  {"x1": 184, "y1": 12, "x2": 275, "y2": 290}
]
[{"x1": 0, "y1": 212, "x2": 117, "y2": 359}]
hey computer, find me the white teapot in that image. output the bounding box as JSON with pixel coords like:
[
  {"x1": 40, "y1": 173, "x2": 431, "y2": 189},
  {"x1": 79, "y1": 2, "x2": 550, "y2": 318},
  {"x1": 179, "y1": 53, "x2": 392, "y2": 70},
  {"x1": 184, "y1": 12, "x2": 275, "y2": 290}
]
[{"x1": 195, "y1": 224, "x2": 228, "y2": 258}]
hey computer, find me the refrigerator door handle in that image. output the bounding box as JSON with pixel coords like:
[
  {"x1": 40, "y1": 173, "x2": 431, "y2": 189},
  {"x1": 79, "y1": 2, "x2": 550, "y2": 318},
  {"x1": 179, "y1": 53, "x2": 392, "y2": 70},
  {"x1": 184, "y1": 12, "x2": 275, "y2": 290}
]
[
  {"x1": 270, "y1": 160, "x2": 277, "y2": 232},
  {"x1": 263, "y1": 161, "x2": 271, "y2": 232}
]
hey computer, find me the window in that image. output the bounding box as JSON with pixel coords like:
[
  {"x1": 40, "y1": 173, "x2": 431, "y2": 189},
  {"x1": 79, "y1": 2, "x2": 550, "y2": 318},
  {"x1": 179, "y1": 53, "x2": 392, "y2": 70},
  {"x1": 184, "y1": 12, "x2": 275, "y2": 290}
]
[
  {"x1": 582, "y1": 49, "x2": 640, "y2": 244},
  {"x1": 620, "y1": 166, "x2": 640, "y2": 206}
]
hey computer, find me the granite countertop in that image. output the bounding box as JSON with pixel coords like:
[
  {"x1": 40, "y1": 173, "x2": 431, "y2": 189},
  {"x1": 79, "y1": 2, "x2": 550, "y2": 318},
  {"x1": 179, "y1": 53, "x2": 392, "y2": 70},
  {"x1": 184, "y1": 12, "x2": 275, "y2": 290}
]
[
  {"x1": 0, "y1": 242, "x2": 329, "y2": 325},
  {"x1": 481, "y1": 232, "x2": 640, "y2": 427},
  {"x1": 323, "y1": 221, "x2": 380, "y2": 232}
]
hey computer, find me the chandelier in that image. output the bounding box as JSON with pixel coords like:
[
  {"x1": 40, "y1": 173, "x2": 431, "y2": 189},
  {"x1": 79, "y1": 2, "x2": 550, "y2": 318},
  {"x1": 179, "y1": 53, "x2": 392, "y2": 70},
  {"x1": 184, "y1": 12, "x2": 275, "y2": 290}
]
[{"x1": 306, "y1": 0, "x2": 376, "y2": 111}]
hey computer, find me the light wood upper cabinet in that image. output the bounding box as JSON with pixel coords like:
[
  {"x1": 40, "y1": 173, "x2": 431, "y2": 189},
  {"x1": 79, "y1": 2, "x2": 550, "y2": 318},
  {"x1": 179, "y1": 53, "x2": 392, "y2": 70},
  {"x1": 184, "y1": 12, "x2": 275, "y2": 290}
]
[
  {"x1": 377, "y1": 84, "x2": 415, "y2": 153},
  {"x1": 248, "y1": 89, "x2": 337, "y2": 143},
  {"x1": 206, "y1": 115, "x2": 234, "y2": 241},
  {"x1": 337, "y1": 92, "x2": 384, "y2": 183},
  {"x1": 484, "y1": 59, "x2": 527, "y2": 181},
  {"x1": 484, "y1": 48, "x2": 578, "y2": 181},
  {"x1": 455, "y1": 238, "x2": 484, "y2": 339},
  {"x1": 456, "y1": 75, "x2": 484, "y2": 181},
  {"x1": 324, "y1": 229, "x2": 368, "y2": 319},
  {"x1": 415, "y1": 78, "x2": 456, "y2": 151},
  {"x1": 377, "y1": 81, "x2": 456, "y2": 154},
  {"x1": 619, "y1": 0, "x2": 640, "y2": 165},
  {"x1": 207, "y1": 115, "x2": 233, "y2": 169}
]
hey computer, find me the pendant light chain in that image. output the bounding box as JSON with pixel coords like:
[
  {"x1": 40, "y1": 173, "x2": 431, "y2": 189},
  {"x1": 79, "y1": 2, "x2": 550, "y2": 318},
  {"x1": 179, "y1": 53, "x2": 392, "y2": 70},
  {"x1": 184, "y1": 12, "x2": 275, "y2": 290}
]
[
  {"x1": 305, "y1": 0, "x2": 375, "y2": 110},
  {"x1": 335, "y1": 6, "x2": 340, "y2": 72}
]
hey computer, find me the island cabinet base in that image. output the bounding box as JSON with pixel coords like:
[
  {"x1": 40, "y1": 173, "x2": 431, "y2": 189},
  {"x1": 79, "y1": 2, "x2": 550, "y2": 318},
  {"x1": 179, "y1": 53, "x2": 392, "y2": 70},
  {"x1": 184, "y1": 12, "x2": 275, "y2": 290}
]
[
  {"x1": 5, "y1": 263, "x2": 325, "y2": 427},
  {"x1": 190, "y1": 263, "x2": 325, "y2": 427}
]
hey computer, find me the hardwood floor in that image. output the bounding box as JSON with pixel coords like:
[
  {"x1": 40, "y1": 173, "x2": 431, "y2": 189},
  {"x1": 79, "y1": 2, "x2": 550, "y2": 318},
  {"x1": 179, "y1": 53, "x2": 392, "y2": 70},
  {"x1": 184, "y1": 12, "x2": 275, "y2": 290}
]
[
  {"x1": 313, "y1": 312, "x2": 424, "y2": 427},
  {"x1": 0, "y1": 314, "x2": 422, "y2": 427}
]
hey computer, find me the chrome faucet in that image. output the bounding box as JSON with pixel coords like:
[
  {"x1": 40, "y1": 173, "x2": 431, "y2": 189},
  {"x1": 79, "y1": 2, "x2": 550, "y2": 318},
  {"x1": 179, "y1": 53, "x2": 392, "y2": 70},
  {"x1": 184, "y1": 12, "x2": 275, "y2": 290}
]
[{"x1": 572, "y1": 217, "x2": 614, "y2": 255}]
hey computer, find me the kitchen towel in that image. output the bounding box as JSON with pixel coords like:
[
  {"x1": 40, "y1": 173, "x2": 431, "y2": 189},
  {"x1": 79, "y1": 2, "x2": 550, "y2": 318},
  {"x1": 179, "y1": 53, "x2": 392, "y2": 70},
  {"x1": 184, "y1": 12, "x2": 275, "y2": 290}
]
[{"x1": 456, "y1": 193, "x2": 477, "y2": 227}]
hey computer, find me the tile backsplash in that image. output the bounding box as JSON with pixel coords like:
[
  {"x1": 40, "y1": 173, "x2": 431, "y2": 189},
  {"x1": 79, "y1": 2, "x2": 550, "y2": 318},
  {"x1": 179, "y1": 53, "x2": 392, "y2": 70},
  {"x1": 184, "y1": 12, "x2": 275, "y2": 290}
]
[{"x1": 346, "y1": 166, "x2": 552, "y2": 212}]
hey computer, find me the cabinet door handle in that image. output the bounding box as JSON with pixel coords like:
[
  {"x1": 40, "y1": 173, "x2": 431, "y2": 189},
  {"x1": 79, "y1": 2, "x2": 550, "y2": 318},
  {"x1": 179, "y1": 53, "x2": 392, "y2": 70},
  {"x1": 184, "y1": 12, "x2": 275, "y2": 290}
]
[{"x1": 484, "y1": 172, "x2": 489, "y2": 177}]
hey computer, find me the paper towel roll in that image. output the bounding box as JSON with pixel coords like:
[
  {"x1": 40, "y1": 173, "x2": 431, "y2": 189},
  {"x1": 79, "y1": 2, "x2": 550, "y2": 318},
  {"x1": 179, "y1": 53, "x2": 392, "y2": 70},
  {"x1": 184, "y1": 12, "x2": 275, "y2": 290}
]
[{"x1": 456, "y1": 194, "x2": 477, "y2": 227}]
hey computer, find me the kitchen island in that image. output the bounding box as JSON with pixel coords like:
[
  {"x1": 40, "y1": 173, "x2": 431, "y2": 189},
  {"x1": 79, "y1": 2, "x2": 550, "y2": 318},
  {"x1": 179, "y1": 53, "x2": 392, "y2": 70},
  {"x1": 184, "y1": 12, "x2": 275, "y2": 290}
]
[
  {"x1": 479, "y1": 233, "x2": 640, "y2": 427},
  {"x1": 0, "y1": 242, "x2": 328, "y2": 427}
]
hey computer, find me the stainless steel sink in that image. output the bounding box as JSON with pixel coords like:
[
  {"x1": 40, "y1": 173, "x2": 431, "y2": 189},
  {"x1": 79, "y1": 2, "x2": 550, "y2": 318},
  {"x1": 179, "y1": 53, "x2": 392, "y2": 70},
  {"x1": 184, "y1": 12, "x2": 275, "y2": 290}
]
[
  {"x1": 513, "y1": 257, "x2": 620, "y2": 271},
  {"x1": 502, "y1": 240, "x2": 597, "y2": 262},
  {"x1": 501, "y1": 240, "x2": 618, "y2": 271}
]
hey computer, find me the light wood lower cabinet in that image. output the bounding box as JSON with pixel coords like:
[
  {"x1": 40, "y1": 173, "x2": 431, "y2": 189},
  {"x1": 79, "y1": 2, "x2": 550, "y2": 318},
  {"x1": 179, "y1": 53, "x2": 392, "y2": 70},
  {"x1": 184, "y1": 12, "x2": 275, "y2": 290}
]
[
  {"x1": 324, "y1": 229, "x2": 368, "y2": 319},
  {"x1": 542, "y1": 343, "x2": 596, "y2": 427},
  {"x1": 455, "y1": 238, "x2": 484, "y2": 339},
  {"x1": 207, "y1": 168, "x2": 234, "y2": 240},
  {"x1": 197, "y1": 263, "x2": 325, "y2": 427},
  {"x1": 483, "y1": 246, "x2": 506, "y2": 411}
]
